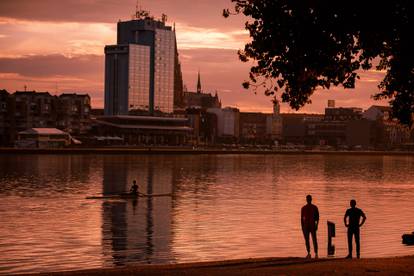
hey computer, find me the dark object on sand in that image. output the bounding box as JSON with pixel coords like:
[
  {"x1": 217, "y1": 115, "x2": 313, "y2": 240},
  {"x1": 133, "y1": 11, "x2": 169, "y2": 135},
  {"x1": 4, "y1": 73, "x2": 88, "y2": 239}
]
[
  {"x1": 327, "y1": 221, "x2": 335, "y2": 256},
  {"x1": 402, "y1": 232, "x2": 414, "y2": 245}
]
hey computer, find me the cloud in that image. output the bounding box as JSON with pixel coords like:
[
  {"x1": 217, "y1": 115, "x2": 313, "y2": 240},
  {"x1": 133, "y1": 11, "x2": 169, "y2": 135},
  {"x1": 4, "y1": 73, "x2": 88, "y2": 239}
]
[
  {"x1": 0, "y1": 18, "x2": 114, "y2": 57},
  {"x1": 0, "y1": 0, "x2": 133, "y2": 23},
  {"x1": 0, "y1": 0, "x2": 246, "y2": 31},
  {"x1": 0, "y1": 53, "x2": 105, "y2": 107},
  {"x1": 0, "y1": 16, "x2": 246, "y2": 57},
  {"x1": 0, "y1": 0, "x2": 390, "y2": 112},
  {"x1": 0, "y1": 54, "x2": 103, "y2": 78},
  {"x1": 0, "y1": 72, "x2": 104, "y2": 107},
  {"x1": 176, "y1": 23, "x2": 248, "y2": 50}
]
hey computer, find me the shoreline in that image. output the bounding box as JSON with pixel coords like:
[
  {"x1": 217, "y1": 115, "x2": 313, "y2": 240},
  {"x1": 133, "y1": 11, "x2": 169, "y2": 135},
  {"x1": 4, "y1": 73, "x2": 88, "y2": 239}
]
[
  {"x1": 35, "y1": 255, "x2": 414, "y2": 275},
  {"x1": 1, "y1": 147, "x2": 414, "y2": 155}
]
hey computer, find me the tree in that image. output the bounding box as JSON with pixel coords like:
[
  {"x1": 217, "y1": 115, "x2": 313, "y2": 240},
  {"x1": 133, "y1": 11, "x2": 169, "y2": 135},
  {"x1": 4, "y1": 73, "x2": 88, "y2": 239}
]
[{"x1": 224, "y1": 0, "x2": 414, "y2": 125}]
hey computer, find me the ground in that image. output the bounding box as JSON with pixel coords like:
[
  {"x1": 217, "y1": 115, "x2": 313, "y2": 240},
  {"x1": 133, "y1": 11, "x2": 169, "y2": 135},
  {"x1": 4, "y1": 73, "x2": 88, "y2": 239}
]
[{"x1": 38, "y1": 256, "x2": 414, "y2": 275}]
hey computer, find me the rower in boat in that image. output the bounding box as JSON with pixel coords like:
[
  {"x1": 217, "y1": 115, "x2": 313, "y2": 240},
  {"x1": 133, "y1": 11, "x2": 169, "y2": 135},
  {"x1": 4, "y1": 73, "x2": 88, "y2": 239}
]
[{"x1": 130, "y1": 180, "x2": 139, "y2": 196}]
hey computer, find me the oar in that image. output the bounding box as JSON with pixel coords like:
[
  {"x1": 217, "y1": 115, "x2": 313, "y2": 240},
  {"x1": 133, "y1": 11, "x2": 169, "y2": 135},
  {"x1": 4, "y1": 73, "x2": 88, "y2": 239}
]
[{"x1": 139, "y1": 192, "x2": 172, "y2": 197}]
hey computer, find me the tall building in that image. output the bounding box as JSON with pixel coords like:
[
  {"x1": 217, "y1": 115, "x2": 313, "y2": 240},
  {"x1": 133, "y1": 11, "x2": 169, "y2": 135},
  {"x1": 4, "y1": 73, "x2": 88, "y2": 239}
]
[{"x1": 104, "y1": 9, "x2": 183, "y2": 115}]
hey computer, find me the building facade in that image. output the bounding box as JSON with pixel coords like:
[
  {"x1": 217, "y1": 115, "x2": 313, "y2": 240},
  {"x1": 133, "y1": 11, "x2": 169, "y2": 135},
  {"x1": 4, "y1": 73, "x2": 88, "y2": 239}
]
[
  {"x1": 16, "y1": 128, "x2": 71, "y2": 148},
  {"x1": 104, "y1": 11, "x2": 183, "y2": 115},
  {"x1": 239, "y1": 112, "x2": 270, "y2": 144},
  {"x1": 92, "y1": 115, "x2": 192, "y2": 145},
  {"x1": 186, "y1": 107, "x2": 218, "y2": 145},
  {"x1": 57, "y1": 94, "x2": 91, "y2": 135},
  {"x1": 363, "y1": 105, "x2": 411, "y2": 147},
  {"x1": 0, "y1": 90, "x2": 10, "y2": 145},
  {"x1": 207, "y1": 107, "x2": 240, "y2": 143},
  {"x1": 0, "y1": 90, "x2": 91, "y2": 146}
]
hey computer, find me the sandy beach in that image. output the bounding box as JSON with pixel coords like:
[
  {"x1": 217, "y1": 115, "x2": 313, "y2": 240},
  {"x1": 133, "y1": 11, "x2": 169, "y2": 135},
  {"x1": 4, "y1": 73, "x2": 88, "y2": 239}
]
[{"x1": 36, "y1": 255, "x2": 414, "y2": 275}]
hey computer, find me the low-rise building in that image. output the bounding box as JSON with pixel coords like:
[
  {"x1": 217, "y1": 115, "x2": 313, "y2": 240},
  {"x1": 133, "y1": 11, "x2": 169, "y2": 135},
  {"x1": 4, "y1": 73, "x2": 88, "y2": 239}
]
[
  {"x1": 363, "y1": 105, "x2": 411, "y2": 148},
  {"x1": 363, "y1": 105, "x2": 392, "y2": 121},
  {"x1": 58, "y1": 94, "x2": 91, "y2": 135},
  {"x1": 186, "y1": 107, "x2": 218, "y2": 145},
  {"x1": 281, "y1": 114, "x2": 324, "y2": 145},
  {"x1": 325, "y1": 107, "x2": 363, "y2": 121},
  {"x1": 0, "y1": 91, "x2": 92, "y2": 146},
  {"x1": 207, "y1": 107, "x2": 240, "y2": 143},
  {"x1": 16, "y1": 128, "x2": 71, "y2": 148},
  {"x1": 0, "y1": 90, "x2": 10, "y2": 145},
  {"x1": 92, "y1": 115, "x2": 192, "y2": 145},
  {"x1": 239, "y1": 112, "x2": 270, "y2": 144}
]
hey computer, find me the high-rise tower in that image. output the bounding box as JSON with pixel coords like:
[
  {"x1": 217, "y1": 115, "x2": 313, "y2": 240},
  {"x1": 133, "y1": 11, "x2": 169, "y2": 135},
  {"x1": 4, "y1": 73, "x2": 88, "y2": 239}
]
[{"x1": 104, "y1": 9, "x2": 183, "y2": 115}]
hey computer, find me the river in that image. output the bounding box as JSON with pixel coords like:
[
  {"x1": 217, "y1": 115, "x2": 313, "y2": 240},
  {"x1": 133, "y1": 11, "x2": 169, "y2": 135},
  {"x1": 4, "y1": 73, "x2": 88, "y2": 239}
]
[{"x1": 1, "y1": 154, "x2": 414, "y2": 274}]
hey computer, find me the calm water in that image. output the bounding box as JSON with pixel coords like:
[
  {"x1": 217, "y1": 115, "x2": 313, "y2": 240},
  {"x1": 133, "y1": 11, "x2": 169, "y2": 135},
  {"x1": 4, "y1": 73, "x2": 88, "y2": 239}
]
[{"x1": 1, "y1": 154, "x2": 414, "y2": 274}]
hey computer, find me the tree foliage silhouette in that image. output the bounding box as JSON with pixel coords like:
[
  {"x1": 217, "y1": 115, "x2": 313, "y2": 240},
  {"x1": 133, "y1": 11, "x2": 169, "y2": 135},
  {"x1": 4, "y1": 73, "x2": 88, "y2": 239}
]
[{"x1": 224, "y1": 0, "x2": 413, "y2": 125}]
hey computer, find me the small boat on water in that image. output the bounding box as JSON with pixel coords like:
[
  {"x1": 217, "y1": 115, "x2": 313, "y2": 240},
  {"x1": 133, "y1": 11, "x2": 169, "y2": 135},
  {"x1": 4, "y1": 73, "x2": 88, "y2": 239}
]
[
  {"x1": 86, "y1": 193, "x2": 172, "y2": 200},
  {"x1": 402, "y1": 232, "x2": 414, "y2": 245}
]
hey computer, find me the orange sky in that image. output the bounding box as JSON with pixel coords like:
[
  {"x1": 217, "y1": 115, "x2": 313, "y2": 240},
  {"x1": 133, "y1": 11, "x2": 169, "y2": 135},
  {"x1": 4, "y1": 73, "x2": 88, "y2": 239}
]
[{"x1": 0, "y1": 0, "x2": 388, "y2": 113}]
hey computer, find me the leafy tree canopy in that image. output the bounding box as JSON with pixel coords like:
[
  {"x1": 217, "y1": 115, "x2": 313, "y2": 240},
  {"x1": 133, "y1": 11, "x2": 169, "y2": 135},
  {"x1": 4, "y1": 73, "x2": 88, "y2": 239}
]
[{"x1": 224, "y1": 0, "x2": 413, "y2": 125}]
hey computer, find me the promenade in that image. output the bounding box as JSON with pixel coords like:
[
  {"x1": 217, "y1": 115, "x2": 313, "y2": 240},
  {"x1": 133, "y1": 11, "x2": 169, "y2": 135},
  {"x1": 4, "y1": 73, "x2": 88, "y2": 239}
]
[{"x1": 2, "y1": 147, "x2": 414, "y2": 156}]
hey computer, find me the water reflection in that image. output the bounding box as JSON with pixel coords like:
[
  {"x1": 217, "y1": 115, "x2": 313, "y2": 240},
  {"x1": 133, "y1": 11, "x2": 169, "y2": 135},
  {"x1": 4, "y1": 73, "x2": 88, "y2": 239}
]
[
  {"x1": 0, "y1": 155, "x2": 92, "y2": 197},
  {"x1": 101, "y1": 157, "x2": 175, "y2": 266}
]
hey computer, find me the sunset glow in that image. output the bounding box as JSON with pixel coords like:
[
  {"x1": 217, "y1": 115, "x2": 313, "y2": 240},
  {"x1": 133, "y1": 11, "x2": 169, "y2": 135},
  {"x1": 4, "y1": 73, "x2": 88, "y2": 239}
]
[{"x1": 0, "y1": 0, "x2": 387, "y2": 112}]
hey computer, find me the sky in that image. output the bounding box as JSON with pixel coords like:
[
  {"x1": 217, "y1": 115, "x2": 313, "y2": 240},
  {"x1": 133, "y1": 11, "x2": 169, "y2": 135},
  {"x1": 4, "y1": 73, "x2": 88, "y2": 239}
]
[{"x1": 0, "y1": 0, "x2": 388, "y2": 113}]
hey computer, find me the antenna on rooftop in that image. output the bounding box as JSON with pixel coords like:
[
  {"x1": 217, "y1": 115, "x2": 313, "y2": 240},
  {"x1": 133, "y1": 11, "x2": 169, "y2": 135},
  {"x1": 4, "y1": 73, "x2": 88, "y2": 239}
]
[
  {"x1": 133, "y1": 0, "x2": 150, "y2": 19},
  {"x1": 162, "y1": 13, "x2": 168, "y2": 23}
]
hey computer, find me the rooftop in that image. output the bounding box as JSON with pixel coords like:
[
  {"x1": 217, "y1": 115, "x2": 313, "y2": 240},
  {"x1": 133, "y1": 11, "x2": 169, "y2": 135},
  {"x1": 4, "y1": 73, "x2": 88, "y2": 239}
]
[
  {"x1": 15, "y1": 91, "x2": 51, "y2": 96},
  {"x1": 99, "y1": 115, "x2": 188, "y2": 122},
  {"x1": 19, "y1": 128, "x2": 68, "y2": 135},
  {"x1": 95, "y1": 120, "x2": 192, "y2": 132},
  {"x1": 370, "y1": 105, "x2": 392, "y2": 112}
]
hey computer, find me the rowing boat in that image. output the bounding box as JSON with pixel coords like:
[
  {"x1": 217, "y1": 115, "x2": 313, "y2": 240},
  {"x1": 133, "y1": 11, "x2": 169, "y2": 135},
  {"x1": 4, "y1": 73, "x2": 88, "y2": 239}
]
[{"x1": 86, "y1": 193, "x2": 172, "y2": 199}]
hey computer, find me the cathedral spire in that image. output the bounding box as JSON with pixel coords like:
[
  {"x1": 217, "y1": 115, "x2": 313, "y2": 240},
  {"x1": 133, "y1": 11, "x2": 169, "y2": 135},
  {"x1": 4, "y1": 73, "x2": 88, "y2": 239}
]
[{"x1": 197, "y1": 70, "x2": 201, "y2": 94}]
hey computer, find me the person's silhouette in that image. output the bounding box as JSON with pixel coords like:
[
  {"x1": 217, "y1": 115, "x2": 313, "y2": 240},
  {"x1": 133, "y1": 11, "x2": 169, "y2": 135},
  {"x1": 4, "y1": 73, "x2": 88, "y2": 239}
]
[
  {"x1": 301, "y1": 194, "x2": 319, "y2": 259},
  {"x1": 344, "y1": 199, "x2": 366, "y2": 259},
  {"x1": 130, "y1": 180, "x2": 139, "y2": 195}
]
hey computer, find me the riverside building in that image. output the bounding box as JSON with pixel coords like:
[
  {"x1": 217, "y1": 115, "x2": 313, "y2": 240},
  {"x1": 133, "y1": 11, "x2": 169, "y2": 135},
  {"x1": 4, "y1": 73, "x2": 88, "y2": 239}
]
[
  {"x1": 104, "y1": 9, "x2": 184, "y2": 116},
  {"x1": 0, "y1": 90, "x2": 91, "y2": 146}
]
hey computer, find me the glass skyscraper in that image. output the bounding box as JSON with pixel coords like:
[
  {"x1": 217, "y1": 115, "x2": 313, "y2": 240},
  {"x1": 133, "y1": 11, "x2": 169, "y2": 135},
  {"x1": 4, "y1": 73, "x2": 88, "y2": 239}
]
[{"x1": 104, "y1": 13, "x2": 182, "y2": 115}]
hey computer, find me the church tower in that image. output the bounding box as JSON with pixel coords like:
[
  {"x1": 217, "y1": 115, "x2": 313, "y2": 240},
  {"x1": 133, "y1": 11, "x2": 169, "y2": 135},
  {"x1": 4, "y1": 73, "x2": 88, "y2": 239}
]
[{"x1": 197, "y1": 70, "x2": 202, "y2": 94}]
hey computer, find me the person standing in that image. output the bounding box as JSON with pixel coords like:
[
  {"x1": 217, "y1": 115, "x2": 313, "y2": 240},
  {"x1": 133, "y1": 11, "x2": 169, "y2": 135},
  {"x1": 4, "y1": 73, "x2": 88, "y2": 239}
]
[
  {"x1": 344, "y1": 199, "x2": 366, "y2": 259},
  {"x1": 301, "y1": 194, "x2": 319, "y2": 259}
]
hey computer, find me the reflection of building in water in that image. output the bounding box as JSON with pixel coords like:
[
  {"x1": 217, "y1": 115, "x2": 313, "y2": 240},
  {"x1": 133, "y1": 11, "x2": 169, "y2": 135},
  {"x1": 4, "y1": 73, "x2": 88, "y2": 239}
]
[
  {"x1": 322, "y1": 155, "x2": 385, "y2": 196},
  {"x1": 102, "y1": 156, "x2": 129, "y2": 194},
  {"x1": 0, "y1": 155, "x2": 92, "y2": 195},
  {"x1": 101, "y1": 156, "x2": 175, "y2": 265}
]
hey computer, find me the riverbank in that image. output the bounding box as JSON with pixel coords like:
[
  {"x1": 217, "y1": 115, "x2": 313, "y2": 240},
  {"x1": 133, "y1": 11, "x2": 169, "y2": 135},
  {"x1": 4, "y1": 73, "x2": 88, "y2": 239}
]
[
  {"x1": 2, "y1": 147, "x2": 414, "y2": 155},
  {"x1": 38, "y1": 256, "x2": 414, "y2": 275}
]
